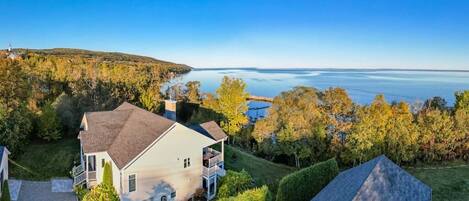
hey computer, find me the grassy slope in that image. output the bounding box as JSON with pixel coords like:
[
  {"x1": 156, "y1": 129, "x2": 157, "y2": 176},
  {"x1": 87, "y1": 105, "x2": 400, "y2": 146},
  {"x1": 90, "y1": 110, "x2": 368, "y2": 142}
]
[
  {"x1": 224, "y1": 145, "x2": 296, "y2": 195},
  {"x1": 9, "y1": 138, "x2": 80, "y2": 180},
  {"x1": 407, "y1": 162, "x2": 469, "y2": 201}
]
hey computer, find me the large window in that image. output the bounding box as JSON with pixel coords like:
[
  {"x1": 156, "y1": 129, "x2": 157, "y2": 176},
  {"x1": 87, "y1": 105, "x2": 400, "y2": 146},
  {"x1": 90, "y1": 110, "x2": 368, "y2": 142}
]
[
  {"x1": 129, "y1": 174, "x2": 136, "y2": 192},
  {"x1": 87, "y1": 155, "x2": 96, "y2": 171}
]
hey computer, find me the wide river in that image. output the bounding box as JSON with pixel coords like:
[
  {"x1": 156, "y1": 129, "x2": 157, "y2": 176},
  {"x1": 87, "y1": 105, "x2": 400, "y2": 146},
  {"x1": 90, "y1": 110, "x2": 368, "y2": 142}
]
[{"x1": 172, "y1": 68, "x2": 469, "y2": 119}]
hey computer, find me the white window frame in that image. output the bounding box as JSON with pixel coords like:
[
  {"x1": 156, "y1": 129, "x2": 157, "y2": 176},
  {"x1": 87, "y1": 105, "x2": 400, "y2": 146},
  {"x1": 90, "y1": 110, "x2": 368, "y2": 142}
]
[{"x1": 128, "y1": 173, "x2": 137, "y2": 193}]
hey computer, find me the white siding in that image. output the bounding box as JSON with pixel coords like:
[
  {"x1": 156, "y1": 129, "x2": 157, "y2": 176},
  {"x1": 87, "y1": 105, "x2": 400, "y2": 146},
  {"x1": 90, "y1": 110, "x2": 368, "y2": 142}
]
[
  {"x1": 0, "y1": 148, "x2": 9, "y2": 198},
  {"x1": 85, "y1": 151, "x2": 121, "y2": 194},
  {"x1": 121, "y1": 123, "x2": 216, "y2": 201}
]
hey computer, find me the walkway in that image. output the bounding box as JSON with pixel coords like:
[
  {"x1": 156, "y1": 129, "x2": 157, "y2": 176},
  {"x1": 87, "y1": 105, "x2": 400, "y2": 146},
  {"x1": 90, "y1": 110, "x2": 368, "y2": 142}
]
[{"x1": 9, "y1": 179, "x2": 76, "y2": 201}]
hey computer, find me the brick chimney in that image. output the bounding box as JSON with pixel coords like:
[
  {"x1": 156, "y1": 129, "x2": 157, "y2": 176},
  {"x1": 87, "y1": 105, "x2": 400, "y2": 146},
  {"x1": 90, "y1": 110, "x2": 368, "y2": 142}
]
[{"x1": 164, "y1": 100, "x2": 177, "y2": 121}]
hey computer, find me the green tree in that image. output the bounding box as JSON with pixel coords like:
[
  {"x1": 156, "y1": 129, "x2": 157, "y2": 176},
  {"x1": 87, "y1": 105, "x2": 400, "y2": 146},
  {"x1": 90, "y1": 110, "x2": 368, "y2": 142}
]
[
  {"x1": 218, "y1": 170, "x2": 253, "y2": 198},
  {"x1": 37, "y1": 102, "x2": 62, "y2": 141},
  {"x1": 139, "y1": 86, "x2": 160, "y2": 112},
  {"x1": 0, "y1": 104, "x2": 33, "y2": 154},
  {"x1": 215, "y1": 76, "x2": 249, "y2": 141},
  {"x1": 185, "y1": 81, "x2": 201, "y2": 103},
  {"x1": 102, "y1": 162, "x2": 113, "y2": 186},
  {"x1": 455, "y1": 90, "x2": 469, "y2": 111},
  {"x1": 0, "y1": 60, "x2": 30, "y2": 111},
  {"x1": 52, "y1": 93, "x2": 78, "y2": 134},
  {"x1": 82, "y1": 183, "x2": 119, "y2": 201}
]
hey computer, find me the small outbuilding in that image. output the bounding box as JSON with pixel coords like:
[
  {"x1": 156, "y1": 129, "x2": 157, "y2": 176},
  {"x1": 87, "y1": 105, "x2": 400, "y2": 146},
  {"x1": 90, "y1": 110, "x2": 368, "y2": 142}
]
[{"x1": 312, "y1": 155, "x2": 431, "y2": 201}]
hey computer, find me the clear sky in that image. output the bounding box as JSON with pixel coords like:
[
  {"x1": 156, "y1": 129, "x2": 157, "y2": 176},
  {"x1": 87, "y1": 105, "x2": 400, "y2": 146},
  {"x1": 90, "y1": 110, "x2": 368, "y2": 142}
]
[{"x1": 1, "y1": 0, "x2": 469, "y2": 69}]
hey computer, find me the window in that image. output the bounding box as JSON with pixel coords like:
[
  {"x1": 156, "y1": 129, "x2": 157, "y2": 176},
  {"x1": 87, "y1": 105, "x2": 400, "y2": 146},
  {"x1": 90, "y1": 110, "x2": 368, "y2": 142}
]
[
  {"x1": 129, "y1": 174, "x2": 136, "y2": 192},
  {"x1": 102, "y1": 159, "x2": 105, "y2": 167},
  {"x1": 171, "y1": 192, "x2": 176, "y2": 198},
  {"x1": 87, "y1": 155, "x2": 96, "y2": 171},
  {"x1": 184, "y1": 158, "x2": 191, "y2": 168}
]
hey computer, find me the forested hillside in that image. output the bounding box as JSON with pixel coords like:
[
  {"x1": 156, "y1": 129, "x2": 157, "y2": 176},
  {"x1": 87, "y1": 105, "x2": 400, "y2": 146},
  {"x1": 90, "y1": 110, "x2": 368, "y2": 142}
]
[{"x1": 0, "y1": 48, "x2": 190, "y2": 154}]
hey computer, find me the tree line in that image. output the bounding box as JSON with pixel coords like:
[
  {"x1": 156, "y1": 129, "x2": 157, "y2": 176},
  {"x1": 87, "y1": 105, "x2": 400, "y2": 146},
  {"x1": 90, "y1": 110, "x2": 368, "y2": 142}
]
[
  {"x1": 182, "y1": 76, "x2": 469, "y2": 168},
  {"x1": 0, "y1": 49, "x2": 190, "y2": 155}
]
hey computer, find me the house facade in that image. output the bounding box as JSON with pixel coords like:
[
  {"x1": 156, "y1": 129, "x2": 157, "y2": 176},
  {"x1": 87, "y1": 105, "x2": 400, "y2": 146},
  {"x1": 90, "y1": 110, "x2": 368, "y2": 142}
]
[
  {"x1": 0, "y1": 146, "x2": 10, "y2": 198},
  {"x1": 73, "y1": 102, "x2": 227, "y2": 201}
]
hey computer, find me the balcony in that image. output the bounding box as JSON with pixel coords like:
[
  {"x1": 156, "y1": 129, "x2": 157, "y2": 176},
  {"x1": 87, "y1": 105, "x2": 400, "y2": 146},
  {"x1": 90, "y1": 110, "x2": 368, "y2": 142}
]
[
  {"x1": 203, "y1": 165, "x2": 226, "y2": 177},
  {"x1": 204, "y1": 148, "x2": 222, "y2": 167}
]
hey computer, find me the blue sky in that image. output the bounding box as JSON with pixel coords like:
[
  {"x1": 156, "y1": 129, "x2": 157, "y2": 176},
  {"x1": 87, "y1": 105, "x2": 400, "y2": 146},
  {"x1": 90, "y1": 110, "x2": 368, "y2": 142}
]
[{"x1": 1, "y1": 0, "x2": 469, "y2": 69}]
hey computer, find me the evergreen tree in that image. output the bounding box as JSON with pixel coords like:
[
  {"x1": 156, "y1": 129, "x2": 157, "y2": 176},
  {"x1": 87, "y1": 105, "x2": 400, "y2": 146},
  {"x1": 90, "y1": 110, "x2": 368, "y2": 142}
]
[
  {"x1": 102, "y1": 162, "x2": 113, "y2": 186},
  {"x1": 37, "y1": 102, "x2": 62, "y2": 141}
]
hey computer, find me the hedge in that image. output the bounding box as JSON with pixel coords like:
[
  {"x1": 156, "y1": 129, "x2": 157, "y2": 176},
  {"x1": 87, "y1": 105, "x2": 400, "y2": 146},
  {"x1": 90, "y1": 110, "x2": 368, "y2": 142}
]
[
  {"x1": 276, "y1": 158, "x2": 339, "y2": 201},
  {"x1": 1, "y1": 180, "x2": 11, "y2": 201},
  {"x1": 218, "y1": 185, "x2": 271, "y2": 201}
]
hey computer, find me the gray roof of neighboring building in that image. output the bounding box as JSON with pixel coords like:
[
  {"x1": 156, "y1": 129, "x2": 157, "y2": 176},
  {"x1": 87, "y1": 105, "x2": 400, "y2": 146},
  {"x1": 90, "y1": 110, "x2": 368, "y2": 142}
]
[
  {"x1": 312, "y1": 155, "x2": 432, "y2": 201},
  {"x1": 79, "y1": 102, "x2": 176, "y2": 169},
  {"x1": 189, "y1": 121, "x2": 228, "y2": 141}
]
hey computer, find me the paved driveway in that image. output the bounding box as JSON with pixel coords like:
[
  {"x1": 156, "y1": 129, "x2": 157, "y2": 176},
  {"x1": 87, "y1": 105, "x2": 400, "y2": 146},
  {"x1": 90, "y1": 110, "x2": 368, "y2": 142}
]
[{"x1": 10, "y1": 179, "x2": 76, "y2": 201}]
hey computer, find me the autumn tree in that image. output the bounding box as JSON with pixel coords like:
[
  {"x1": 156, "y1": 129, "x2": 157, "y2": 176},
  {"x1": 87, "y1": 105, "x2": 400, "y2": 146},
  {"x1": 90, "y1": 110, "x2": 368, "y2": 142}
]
[
  {"x1": 454, "y1": 90, "x2": 469, "y2": 158},
  {"x1": 185, "y1": 81, "x2": 201, "y2": 103},
  {"x1": 215, "y1": 77, "x2": 250, "y2": 141},
  {"x1": 417, "y1": 108, "x2": 459, "y2": 161},
  {"x1": 385, "y1": 102, "x2": 419, "y2": 164},
  {"x1": 320, "y1": 87, "x2": 354, "y2": 158},
  {"x1": 254, "y1": 87, "x2": 327, "y2": 167}
]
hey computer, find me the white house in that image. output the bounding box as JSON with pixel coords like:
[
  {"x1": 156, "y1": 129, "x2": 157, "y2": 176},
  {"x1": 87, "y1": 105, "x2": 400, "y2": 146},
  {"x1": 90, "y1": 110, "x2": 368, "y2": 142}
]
[
  {"x1": 73, "y1": 101, "x2": 227, "y2": 201},
  {"x1": 0, "y1": 146, "x2": 10, "y2": 197}
]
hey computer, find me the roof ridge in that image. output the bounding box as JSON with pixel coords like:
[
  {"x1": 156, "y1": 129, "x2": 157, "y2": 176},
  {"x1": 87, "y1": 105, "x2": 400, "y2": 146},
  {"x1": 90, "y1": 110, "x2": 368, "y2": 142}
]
[{"x1": 351, "y1": 155, "x2": 384, "y2": 200}]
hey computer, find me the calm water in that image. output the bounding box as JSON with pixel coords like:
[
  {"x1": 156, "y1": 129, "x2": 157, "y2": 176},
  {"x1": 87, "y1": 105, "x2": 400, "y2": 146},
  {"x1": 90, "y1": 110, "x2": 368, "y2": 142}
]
[{"x1": 171, "y1": 68, "x2": 469, "y2": 119}]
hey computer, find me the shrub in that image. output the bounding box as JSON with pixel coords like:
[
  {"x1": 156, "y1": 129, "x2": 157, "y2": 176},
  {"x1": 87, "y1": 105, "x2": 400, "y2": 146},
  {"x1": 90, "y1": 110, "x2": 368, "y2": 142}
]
[
  {"x1": 1, "y1": 180, "x2": 11, "y2": 201},
  {"x1": 102, "y1": 162, "x2": 113, "y2": 185},
  {"x1": 276, "y1": 158, "x2": 339, "y2": 201},
  {"x1": 218, "y1": 185, "x2": 271, "y2": 201},
  {"x1": 73, "y1": 185, "x2": 89, "y2": 201},
  {"x1": 82, "y1": 183, "x2": 119, "y2": 201},
  {"x1": 217, "y1": 170, "x2": 253, "y2": 198}
]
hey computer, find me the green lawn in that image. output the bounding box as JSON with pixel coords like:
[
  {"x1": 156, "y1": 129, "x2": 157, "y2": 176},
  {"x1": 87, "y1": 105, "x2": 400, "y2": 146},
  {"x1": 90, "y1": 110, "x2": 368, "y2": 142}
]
[
  {"x1": 407, "y1": 162, "x2": 469, "y2": 201},
  {"x1": 224, "y1": 145, "x2": 296, "y2": 195},
  {"x1": 9, "y1": 138, "x2": 80, "y2": 180}
]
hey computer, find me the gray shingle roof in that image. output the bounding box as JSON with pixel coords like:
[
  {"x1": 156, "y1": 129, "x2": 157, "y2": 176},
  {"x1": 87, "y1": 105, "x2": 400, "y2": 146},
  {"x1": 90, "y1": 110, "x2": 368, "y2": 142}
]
[
  {"x1": 79, "y1": 102, "x2": 176, "y2": 169},
  {"x1": 312, "y1": 155, "x2": 432, "y2": 201},
  {"x1": 189, "y1": 121, "x2": 228, "y2": 141}
]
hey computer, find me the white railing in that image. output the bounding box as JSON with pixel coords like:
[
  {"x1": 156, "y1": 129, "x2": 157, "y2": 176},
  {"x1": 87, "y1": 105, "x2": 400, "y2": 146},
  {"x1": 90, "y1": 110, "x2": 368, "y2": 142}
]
[
  {"x1": 204, "y1": 148, "x2": 223, "y2": 168},
  {"x1": 74, "y1": 172, "x2": 86, "y2": 186},
  {"x1": 72, "y1": 164, "x2": 84, "y2": 176},
  {"x1": 203, "y1": 165, "x2": 221, "y2": 177}
]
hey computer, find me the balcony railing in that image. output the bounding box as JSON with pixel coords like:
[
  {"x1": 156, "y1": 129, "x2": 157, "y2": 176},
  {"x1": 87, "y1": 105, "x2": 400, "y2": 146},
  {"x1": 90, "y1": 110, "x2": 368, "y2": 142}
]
[
  {"x1": 72, "y1": 164, "x2": 84, "y2": 177},
  {"x1": 204, "y1": 148, "x2": 222, "y2": 168},
  {"x1": 203, "y1": 165, "x2": 222, "y2": 177}
]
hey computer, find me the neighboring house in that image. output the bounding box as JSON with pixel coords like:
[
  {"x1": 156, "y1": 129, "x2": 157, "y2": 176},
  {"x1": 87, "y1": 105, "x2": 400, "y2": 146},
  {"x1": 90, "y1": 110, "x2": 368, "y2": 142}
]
[
  {"x1": 0, "y1": 146, "x2": 10, "y2": 197},
  {"x1": 72, "y1": 101, "x2": 227, "y2": 201},
  {"x1": 312, "y1": 155, "x2": 431, "y2": 201}
]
